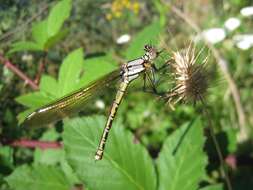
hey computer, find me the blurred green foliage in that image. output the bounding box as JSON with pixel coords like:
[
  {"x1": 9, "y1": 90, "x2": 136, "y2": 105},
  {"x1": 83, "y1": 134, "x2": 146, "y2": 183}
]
[{"x1": 0, "y1": 0, "x2": 253, "y2": 190}]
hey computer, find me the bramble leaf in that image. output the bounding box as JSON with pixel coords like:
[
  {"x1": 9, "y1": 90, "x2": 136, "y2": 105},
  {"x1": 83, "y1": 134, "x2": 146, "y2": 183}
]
[
  {"x1": 9, "y1": 0, "x2": 72, "y2": 53},
  {"x1": 15, "y1": 92, "x2": 53, "y2": 108},
  {"x1": 45, "y1": 29, "x2": 69, "y2": 50},
  {"x1": 126, "y1": 21, "x2": 162, "y2": 59},
  {"x1": 157, "y1": 119, "x2": 208, "y2": 190},
  {"x1": 78, "y1": 55, "x2": 117, "y2": 88},
  {"x1": 8, "y1": 41, "x2": 43, "y2": 54},
  {"x1": 39, "y1": 75, "x2": 59, "y2": 97},
  {"x1": 32, "y1": 20, "x2": 49, "y2": 47},
  {"x1": 199, "y1": 184, "x2": 224, "y2": 190},
  {"x1": 58, "y1": 48, "x2": 84, "y2": 95},
  {"x1": 5, "y1": 165, "x2": 72, "y2": 190},
  {"x1": 47, "y1": 0, "x2": 72, "y2": 37},
  {"x1": 63, "y1": 116, "x2": 156, "y2": 190}
]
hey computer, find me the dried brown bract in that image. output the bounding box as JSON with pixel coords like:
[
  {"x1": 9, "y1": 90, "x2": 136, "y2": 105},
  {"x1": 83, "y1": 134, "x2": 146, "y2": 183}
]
[{"x1": 165, "y1": 44, "x2": 210, "y2": 108}]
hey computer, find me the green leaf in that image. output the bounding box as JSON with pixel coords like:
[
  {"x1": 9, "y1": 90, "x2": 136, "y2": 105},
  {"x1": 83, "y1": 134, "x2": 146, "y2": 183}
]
[
  {"x1": 33, "y1": 128, "x2": 80, "y2": 185},
  {"x1": 58, "y1": 48, "x2": 84, "y2": 95},
  {"x1": 78, "y1": 55, "x2": 117, "y2": 88},
  {"x1": 199, "y1": 184, "x2": 224, "y2": 190},
  {"x1": 0, "y1": 146, "x2": 14, "y2": 170},
  {"x1": 34, "y1": 128, "x2": 62, "y2": 166},
  {"x1": 5, "y1": 165, "x2": 72, "y2": 190},
  {"x1": 35, "y1": 149, "x2": 64, "y2": 166},
  {"x1": 17, "y1": 109, "x2": 34, "y2": 125},
  {"x1": 32, "y1": 20, "x2": 49, "y2": 48},
  {"x1": 15, "y1": 92, "x2": 53, "y2": 108},
  {"x1": 63, "y1": 116, "x2": 156, "y2": 190},
  {"x1": 60, "y1": 159, "x2": 80, "y2": 185},
  {"x1": 157, "y1": 119, "x2": 208, "y2": 190},
  {"x1": 126, "y1": 21, "x2": 162, "y2": 59},
  {"x1": 47, "y1": 0, "x2": 72, "y2": 37},
  {"x1": 40, "y1": 75, "x2": 59, "y2": 98},
  {"x1": 8, "y1": 41, "x2": 43, "y2": 54},
  {"x1": 45, "y1": 29, "x2": 69, "y2": 49},
  {"x1": 16, "y1": 91, "x2": 55, "y2": 124}
]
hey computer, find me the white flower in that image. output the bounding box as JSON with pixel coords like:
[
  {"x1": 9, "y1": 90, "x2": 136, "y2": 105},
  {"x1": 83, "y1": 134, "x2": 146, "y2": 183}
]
[
  {"x1": 233, "y1": 34, "x2": 253, "y2": 50},
  {"x1": 21, "y1": 54, "x2": 33, "y2": 62},
  {"x1": 240, "y1": 6, "x2": 253, "y2": 17},
  {"x1": 224, "y1": 17, "x2": 241, "y2": 31},
  {"x1": 116, "y1": 34, "x2": 131, "y2": 44},
  {"x1": 202, "y1": 28, "x2": 226, "y2": 44},
  {"x1": 95, "y1": 100, "x2": 105, "y2": 110}
]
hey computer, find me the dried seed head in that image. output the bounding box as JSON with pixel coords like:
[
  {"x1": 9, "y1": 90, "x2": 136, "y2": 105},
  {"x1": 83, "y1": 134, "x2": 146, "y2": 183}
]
[{"x1": 165, "y1": 44, "x2": 210, "y2": 108}]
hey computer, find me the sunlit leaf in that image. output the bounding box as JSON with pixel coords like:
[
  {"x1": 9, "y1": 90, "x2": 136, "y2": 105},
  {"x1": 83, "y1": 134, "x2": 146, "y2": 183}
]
[
  {"x1": 0, "y1": 146, "x2": 14, "y2": 170},
  {"x1": 8, "y1": 41, "x2": 43, "y2": 54},
  {"x1": 126, "y1": 21, "x2": 162, "y2": 59},
  {"x1": 58, "y1": 48, "x2": 84, "y2": 95},
  {"x1": 199, "y1": 184, "x2": 224, "y2": 190},
  {"x1": 78, "y1": 55, "x2": 117, "y2": 88},
  {"x1": 32, "y1": 20, "x2": 49, "y2": 48},
  {"x1": 34, "y1": 128, "x2": 62, "y2": 166},
  {"x1": 45, "y1": 29, "x2": 69, "y2": 49},
  {"x1": 157, "y1": 119, "x2": 208, "y2": 190},
  {"x1": 15, "y1": 92, "x2": 53, "y2": 108},
  {"x1": 5, "y1": 165, "x2": 72, "y2": 190},
  {"x1": 47, "y1": 0, "x2": 72, "y2": 37},
  {"x1": 17, "y1": 109, "x2": 34, "y2": 125},
  {"x1": 40, "y1": 75, "x2": 59, "y2": 98},
  {"x1": 63, "y1": 116, "x2": 156, "y2": 190}
]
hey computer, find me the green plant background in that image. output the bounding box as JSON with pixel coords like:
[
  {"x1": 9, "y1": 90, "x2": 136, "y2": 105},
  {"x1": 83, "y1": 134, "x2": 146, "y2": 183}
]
[{"x1": 0, "y1": 0, "x2": 252, "y2": 190}]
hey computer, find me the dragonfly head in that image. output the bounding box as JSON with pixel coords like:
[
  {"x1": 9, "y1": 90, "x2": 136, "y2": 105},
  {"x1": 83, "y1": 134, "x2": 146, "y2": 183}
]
[{"x1": 144, "y1": 45, "x2": 161, "y2": 61}]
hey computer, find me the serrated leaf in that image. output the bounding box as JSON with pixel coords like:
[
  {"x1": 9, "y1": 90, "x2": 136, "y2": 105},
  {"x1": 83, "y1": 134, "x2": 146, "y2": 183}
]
[
  {"x1": 199, "y1": 184, "x2": 223, "y2": 190},
  {"x1": 40, "y1": 75, "x2": 59, "y2": 98},
  {"x1": 17, "y1": 109, "x2": 34, "y2": 125},
  {"x1": 45, "y1": 29, "x2": 69, "y2": 49},
  {"x1": 63, "y1": 116, "x2": 156, "y2": 190},
  {"x1": 60, "y1": 159, "x2": 80, "y2": 185},
  {"x1": 78, "y1": 55, "x2": 117, "y2": 88},
  {"x1": 5, "y1": 165, "x2": 72, "y2": 190},
  {"x1": 34, "y1": 128, "x2": 63, "y2": 166},
  {"x1": 35, "y1": 149, "x2": 64, "y2": 166},
  {"x1": 47, "y1": 0, "x2": 72, "y2": 37},
  {"x1": 33, "y1": 128, "x2": 80, "y2": 185},
  {"x1": 32, "y1": 20, "x2": 49, "y2": 48},
  {"x1": 15, "y1": 92, "x2": 53, "y2": 108},
  {"x1": 0, "y1": 146, "x2": 14, "y2": 170},
  {"x1": 58, "y1": 48, "x2": 84, "y2": 95},
  {"x1": 126, "y1": 21, "x2": 162, "y2": 59},
  {"x1": 16, "y1": 92, "x2": 54, "y2": 124},
  {"x1": 157, "y1": 119, "x2": 207, "y2": 190},
  {"x1": 8, "y1": 41, "x2": 43, "y2": 54}
]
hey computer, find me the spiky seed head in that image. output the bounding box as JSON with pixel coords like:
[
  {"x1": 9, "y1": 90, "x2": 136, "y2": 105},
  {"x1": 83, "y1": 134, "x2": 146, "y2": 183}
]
[{"x1": 165, "y1": 44, "x2": 210, "y2": 108}]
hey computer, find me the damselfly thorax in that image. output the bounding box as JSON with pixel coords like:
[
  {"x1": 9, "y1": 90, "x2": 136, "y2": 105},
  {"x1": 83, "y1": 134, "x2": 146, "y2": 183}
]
[{"x1": 21, "y1": 45, "x2": 161, "y2": 161}]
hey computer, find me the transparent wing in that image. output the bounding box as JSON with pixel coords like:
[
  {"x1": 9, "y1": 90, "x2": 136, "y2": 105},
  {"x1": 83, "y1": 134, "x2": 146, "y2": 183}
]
[{"x1": 22, "y1": 69, "x2": 121, "y2": 128}]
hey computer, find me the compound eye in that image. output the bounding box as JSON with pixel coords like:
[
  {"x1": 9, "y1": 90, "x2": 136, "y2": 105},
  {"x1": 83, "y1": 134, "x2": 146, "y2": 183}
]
[{"x1": 144, "y1": 44, "x2": 151, "y2": 50}]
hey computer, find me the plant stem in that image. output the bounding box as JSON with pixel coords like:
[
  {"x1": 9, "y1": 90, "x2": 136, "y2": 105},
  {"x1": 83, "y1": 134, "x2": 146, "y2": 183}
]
[
  {"x1": 10, "y1": 139, "x2": 62, "y2": 150},
  {"x1": 201, "y1": 98, "x2": 233, "y2": 190},
  {"x1": 0, "y1": 54, "x2": 39, "y2": 90},
  {"x1": 34, "y1": 52, "x2": 47, "y2": 85}
]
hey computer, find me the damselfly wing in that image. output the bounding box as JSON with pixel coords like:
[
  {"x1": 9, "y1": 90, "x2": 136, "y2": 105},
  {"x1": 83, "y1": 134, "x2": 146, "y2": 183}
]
[{"x1": 23, "y1": 69, "x2": 121, "y2": 127}]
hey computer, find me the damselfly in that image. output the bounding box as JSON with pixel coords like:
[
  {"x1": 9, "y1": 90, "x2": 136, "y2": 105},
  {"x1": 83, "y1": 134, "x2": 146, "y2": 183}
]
[{"x1": 22, "y1": 45, "x2": 161, "y2": 160}]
